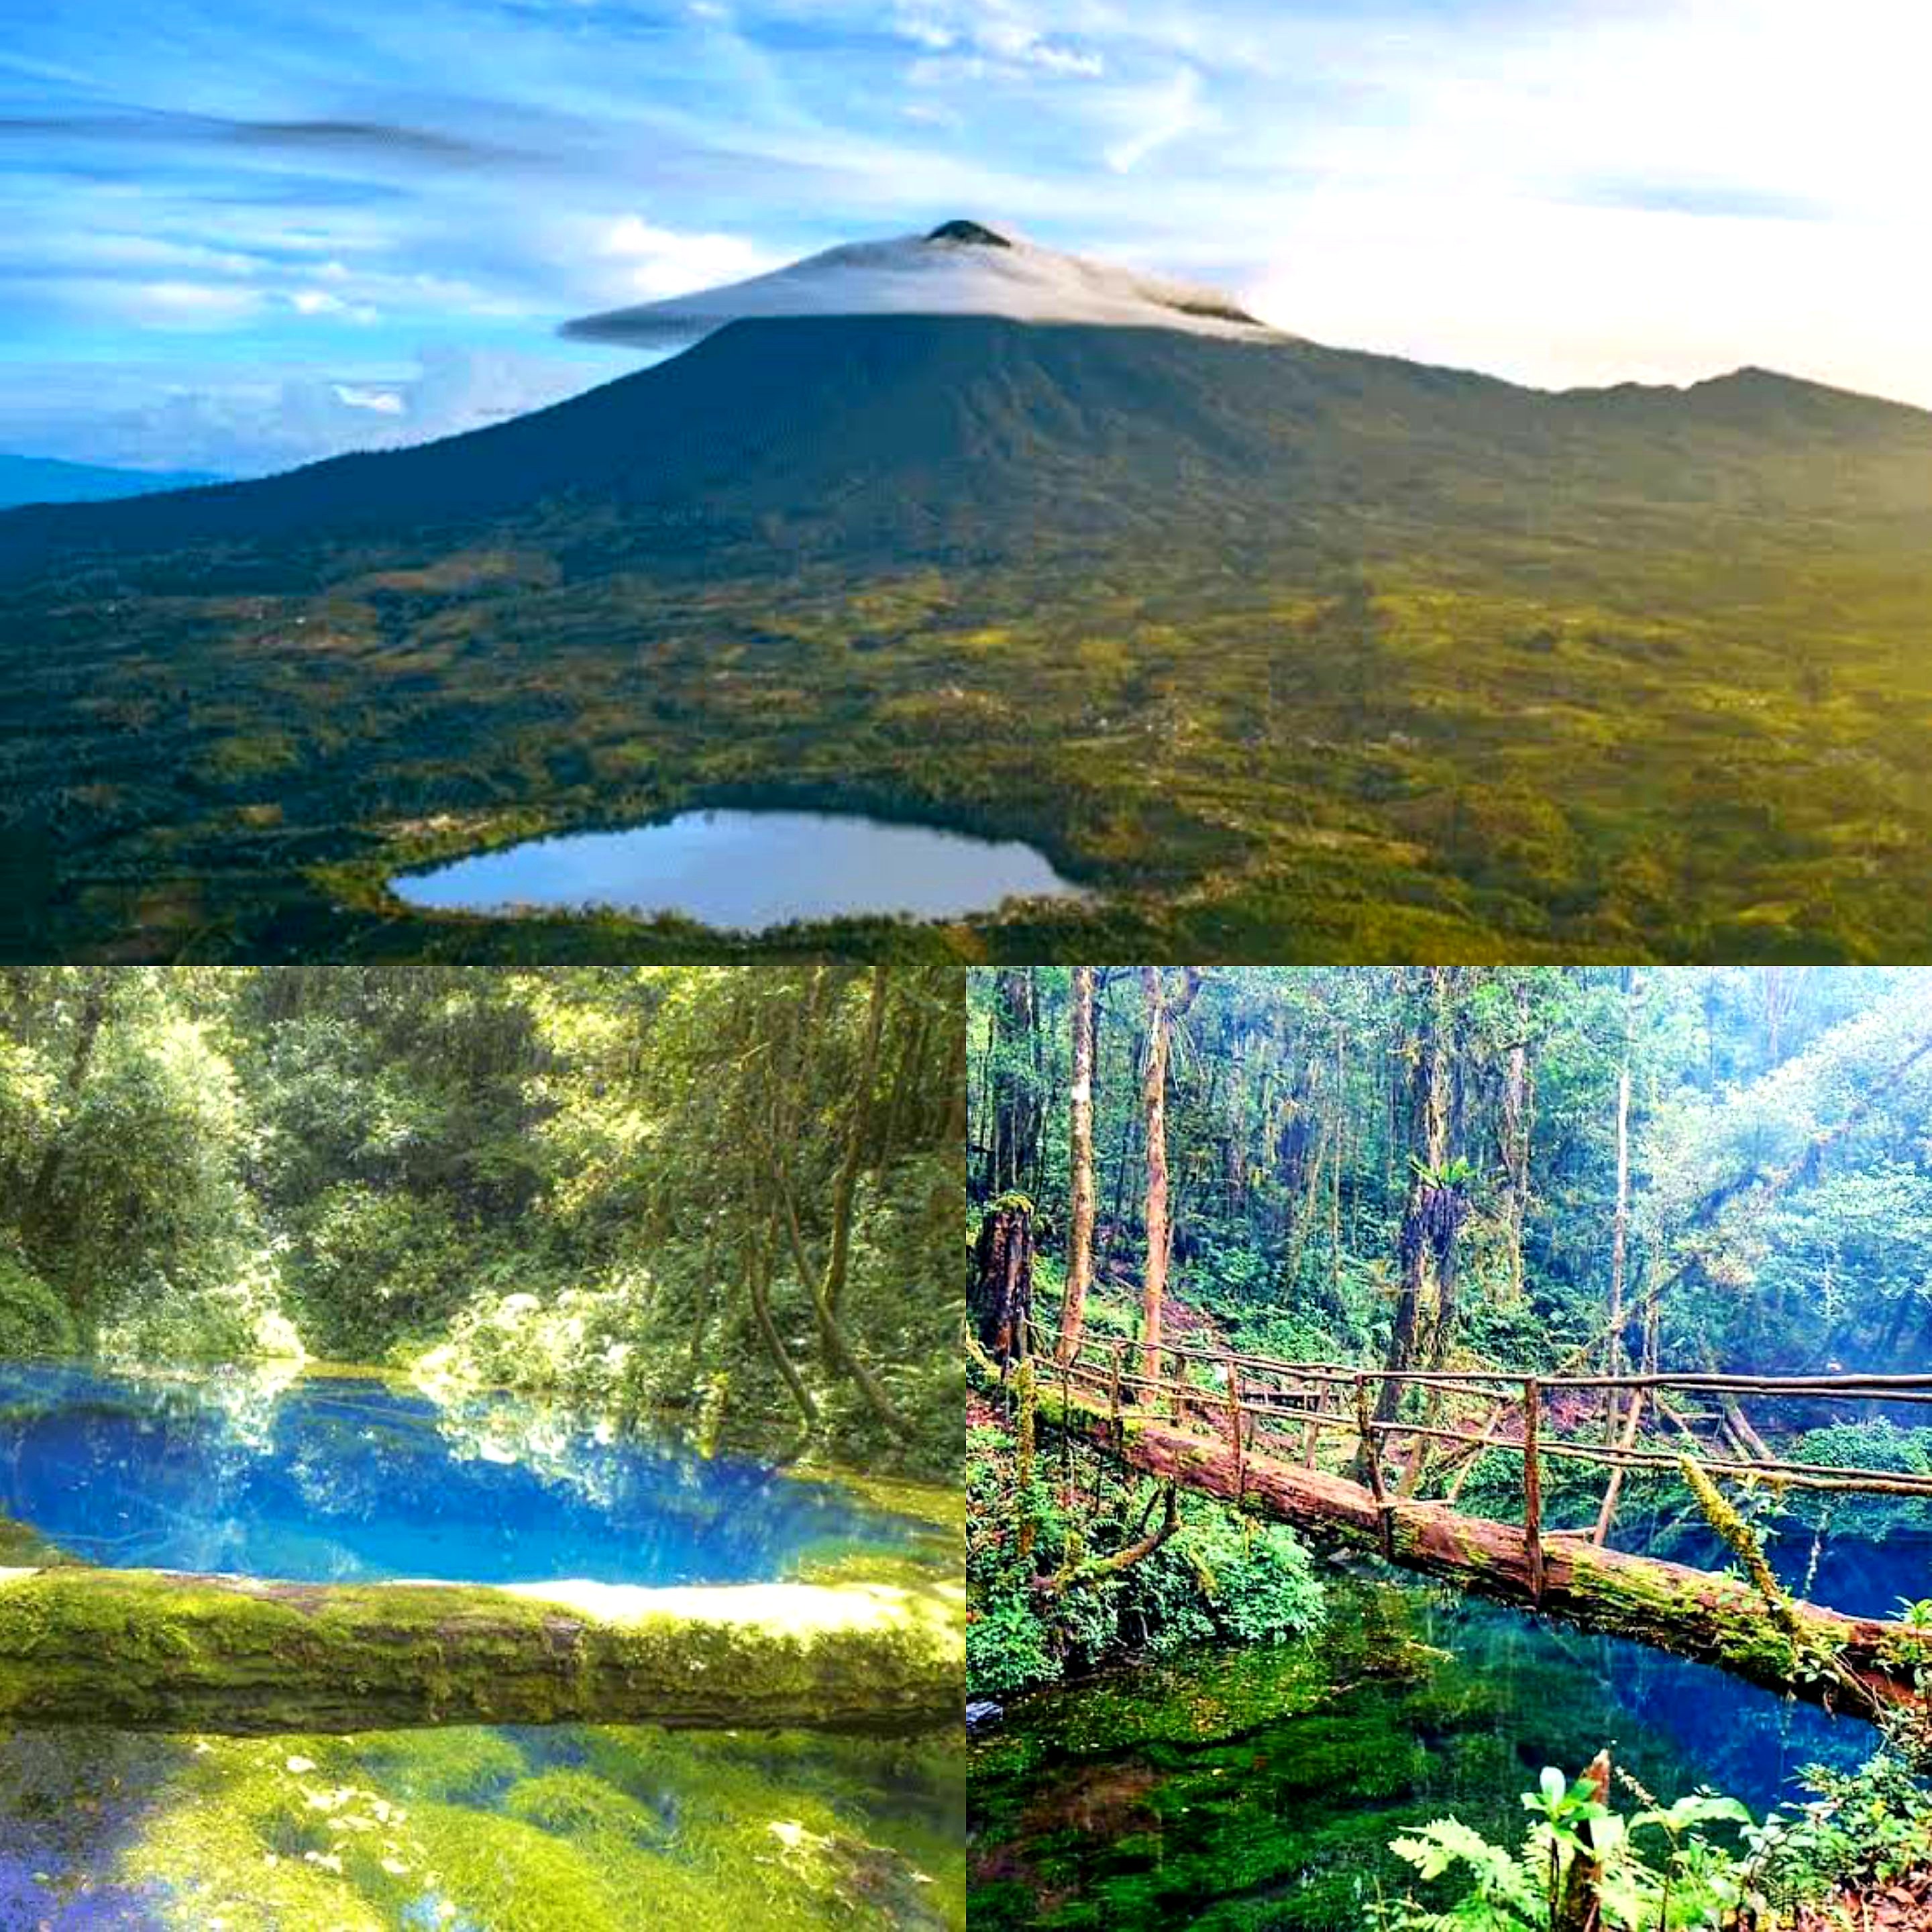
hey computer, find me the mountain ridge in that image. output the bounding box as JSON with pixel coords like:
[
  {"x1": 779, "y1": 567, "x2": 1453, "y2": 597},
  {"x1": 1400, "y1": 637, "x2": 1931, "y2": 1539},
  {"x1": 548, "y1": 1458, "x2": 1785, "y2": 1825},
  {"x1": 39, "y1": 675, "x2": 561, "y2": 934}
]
[{"x1": 3, "y1": 315, "x2": 1929, "y2": 583}]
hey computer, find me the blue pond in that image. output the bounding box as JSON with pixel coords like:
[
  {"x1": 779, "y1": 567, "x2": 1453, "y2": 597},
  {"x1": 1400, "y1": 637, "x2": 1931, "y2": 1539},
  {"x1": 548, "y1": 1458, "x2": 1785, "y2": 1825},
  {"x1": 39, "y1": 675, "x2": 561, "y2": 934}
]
[
  {"x1": 0, "y1": 1362, "x2": 917, "y2": 1585},
  {"x1": 390, "y1": 807, "x2": 1087, "y2": 930}
]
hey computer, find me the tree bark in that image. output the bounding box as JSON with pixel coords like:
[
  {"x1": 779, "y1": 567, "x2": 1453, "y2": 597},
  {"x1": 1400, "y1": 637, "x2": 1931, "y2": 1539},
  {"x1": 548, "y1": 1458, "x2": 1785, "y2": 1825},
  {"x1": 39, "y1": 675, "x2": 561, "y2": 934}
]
[
  {"x1": 1059, "y1": 965, "x2": 1098, "y2": 1364},
  {"x1": 0, "y1": 1567, "x2": 961, "y2": 1737},
  {"x1": 1376, "y1": 967, "x2": 1452, "y2": 1429},
  {"x1": 1605, "y1": 969, "x2": 1635, "y2": 1432},
  {"x1": 1140, "y1": 969, "x2": 1174, "y2": 1388},
  {"x1": 970, "y1": 1197, "x2": 1034, "y2": 1368}
]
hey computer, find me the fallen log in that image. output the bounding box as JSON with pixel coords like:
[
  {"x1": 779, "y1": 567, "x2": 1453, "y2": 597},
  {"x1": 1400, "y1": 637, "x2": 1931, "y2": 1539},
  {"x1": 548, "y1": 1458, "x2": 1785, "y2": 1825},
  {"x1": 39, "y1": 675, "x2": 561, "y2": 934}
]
[
  {"x1": 0, "y1": 1566, "x2": 962, "y2": 1737},
  {"x1": 1026, "y1": 1373, "x2": 1929, "y2": 1730}
]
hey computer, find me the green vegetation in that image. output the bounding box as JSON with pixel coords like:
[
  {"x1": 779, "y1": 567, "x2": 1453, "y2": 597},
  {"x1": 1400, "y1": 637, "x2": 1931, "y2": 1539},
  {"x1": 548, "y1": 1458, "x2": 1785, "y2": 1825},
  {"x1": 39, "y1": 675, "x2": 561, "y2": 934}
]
[
  {"x1": 965, "y1": 1413, "x2": 1323, "y2": 1696},
  {"x1": 7, "y1": 318, "x2": 1932, "y2": 962},
  {"x1": 1377, "y1": 1751, "x2": 1932, "y2": 1930},
  {"x1": 0, "y1": 963, "x2": 961, "y2": 1472},
  {"x1": 969, "y1": 965, "x2": 1932, "y2": 1392},
  {"x1": 0, "y1": 963, "x2": 965, "y2": 1924}
]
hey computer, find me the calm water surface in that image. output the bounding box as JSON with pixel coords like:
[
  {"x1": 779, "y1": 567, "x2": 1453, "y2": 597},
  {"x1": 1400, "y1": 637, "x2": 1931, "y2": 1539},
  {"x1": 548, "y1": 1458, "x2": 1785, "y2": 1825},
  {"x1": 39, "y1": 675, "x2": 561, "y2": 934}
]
[
  {"x1": 0, "y1": 1361, "x2": 914, "y2": 1585},
  {"x1": 392, "y1": 808, "x2": 1086, "y2": 929}
]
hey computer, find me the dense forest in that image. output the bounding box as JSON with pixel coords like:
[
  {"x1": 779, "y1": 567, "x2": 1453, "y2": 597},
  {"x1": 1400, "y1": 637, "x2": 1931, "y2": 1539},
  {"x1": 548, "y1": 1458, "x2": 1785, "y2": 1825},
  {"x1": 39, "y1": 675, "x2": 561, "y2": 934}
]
[
  {"x1": 967, "y1": 966, "x2": 1932, "y2": 1931},
  {"x1": 0, "y1": 963, "x2": 961, "y2": 1472}
]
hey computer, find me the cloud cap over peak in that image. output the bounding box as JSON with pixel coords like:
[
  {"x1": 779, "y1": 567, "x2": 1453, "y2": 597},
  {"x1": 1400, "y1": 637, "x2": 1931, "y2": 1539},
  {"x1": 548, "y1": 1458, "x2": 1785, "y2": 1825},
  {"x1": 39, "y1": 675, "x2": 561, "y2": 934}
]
[{"x1": 561, "y1": 221, "x2": 1279, "y2": 348}]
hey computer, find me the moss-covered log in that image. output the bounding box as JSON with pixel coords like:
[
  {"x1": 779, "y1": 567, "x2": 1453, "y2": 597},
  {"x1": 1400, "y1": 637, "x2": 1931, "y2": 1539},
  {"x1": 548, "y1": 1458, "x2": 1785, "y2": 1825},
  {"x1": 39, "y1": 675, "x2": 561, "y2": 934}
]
[
  {"x1": 1026, "y1": 1372, "x2": 1930, "y2": 1729},
  {"x1": 0, "y1": 1566, "x2": 962, "y2": 1737}
]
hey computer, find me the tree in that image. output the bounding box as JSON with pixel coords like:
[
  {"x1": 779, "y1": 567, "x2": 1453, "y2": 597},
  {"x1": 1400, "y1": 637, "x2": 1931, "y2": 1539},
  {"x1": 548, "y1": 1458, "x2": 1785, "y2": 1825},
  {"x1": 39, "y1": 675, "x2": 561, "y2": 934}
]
[{"x1": 1058, "y1": 965, "x2": 1097, "y2": 1363}]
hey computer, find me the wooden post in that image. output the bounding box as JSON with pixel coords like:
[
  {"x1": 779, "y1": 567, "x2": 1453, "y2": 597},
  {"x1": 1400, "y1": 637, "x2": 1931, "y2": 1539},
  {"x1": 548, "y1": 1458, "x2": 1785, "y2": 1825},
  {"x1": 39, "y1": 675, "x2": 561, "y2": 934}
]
[
  {"x1": 1356, "y1": 1375, "x2": 1394, "y2": 1558},
  {"x1": 1523, "y1": 1376, "x2": 1546, "y2": 1606},
  {"x1": 1060, "y1": 1350, "x2": 1074, "y2": 1483},
  {"x1": 1591, "y1": 1388, "x2": 1647, "y2": 1547},
  {"x1": 1108, "y1": 1338, "x2": 1124, "y2": 1429},
  {"x1": 1016, "y1": 1356, "x2": 1037, "y2": 1559},
  {"x1": 1173, "y1": 1347, "x2": 1187, "y2": 1429},
  {"x1": 1224, "y1": 1356, "x2": 1246, "y2": 1503},
  {"x1": 1301, "y1": 1380, "x2": 1325, "y2": 1466}
]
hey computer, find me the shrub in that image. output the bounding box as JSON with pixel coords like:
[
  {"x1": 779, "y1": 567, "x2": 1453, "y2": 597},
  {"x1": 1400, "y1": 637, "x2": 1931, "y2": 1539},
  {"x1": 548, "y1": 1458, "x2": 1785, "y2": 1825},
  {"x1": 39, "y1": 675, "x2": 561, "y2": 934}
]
[{"x1": 0, "y1": 1251, "x2": 76, "y2": 1358}]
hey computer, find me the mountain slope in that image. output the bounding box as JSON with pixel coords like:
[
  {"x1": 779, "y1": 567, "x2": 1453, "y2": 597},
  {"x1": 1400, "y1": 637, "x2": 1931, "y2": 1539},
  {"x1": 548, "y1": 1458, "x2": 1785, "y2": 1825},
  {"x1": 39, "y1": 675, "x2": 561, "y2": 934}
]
[
  {"x1": 0, "y1": 453, "x2": 227, "y2": 509},
  {"x1": 3, "y1": 317, "x2": 1930, "y2": 582}
]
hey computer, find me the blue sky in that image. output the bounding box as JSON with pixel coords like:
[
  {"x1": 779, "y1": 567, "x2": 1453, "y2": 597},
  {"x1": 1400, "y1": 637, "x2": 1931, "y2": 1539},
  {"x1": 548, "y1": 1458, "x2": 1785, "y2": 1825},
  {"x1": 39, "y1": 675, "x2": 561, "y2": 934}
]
[{"x1": 3, "y1": 0, "x2": 1927, "y2": 473}]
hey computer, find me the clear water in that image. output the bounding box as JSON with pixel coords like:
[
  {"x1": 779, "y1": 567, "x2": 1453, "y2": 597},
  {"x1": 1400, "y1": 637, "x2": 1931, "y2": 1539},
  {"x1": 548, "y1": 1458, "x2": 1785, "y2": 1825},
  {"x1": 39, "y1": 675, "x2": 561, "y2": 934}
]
[
  {"x1": 970, "y1": 1529, "x2": 1932, "y2": 1931},
  {"x1": 0, "y1": 1362, "x2": 914, "y2": 1585},
  {"x1": 390, "y1": 808, "x2": 1086, "y2": 930}
]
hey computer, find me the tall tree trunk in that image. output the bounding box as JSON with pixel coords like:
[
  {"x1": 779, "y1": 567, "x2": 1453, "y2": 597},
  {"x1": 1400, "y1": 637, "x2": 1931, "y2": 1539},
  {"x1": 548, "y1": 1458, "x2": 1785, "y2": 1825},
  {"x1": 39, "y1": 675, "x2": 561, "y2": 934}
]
[
  {"x1": 749, "y1": 1224, "x2": 816, "y2": 1424},
  {"x1": 1139, "y1": 967, "x2": 1173, "y2": 1390},
  {"x1": 1606, "y1": 969, "x2": 1635, "y2": 1432},
  {"x1": 1137, "y1": 969, "x2": 1201, "y2": 1389},
  {"x1": 971, "y1": 1197, "x2": 1034, "y2": 1368},
  {"x1": 1499, "y1": 975, "x2": 1533, "y2": 1303},
  {"x1": 1059, "y1": 965, "x2": 1097, "y2": 1363},
  {"x1": 1376, "y1": 968, "x2": 1452, "y2": 1430},
  {"x1": 822, "y1": 962, "x2": 888, "y2": 1320}
]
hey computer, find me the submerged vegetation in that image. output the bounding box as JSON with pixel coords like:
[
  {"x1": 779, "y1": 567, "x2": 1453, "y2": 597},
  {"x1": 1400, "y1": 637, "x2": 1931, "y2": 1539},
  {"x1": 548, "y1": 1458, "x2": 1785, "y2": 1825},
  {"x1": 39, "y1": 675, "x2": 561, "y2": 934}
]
[
  {"x1": 965, "y1": 965, "x2": 1932, "y2": 1929},
  {"x1": 0, "y1": 1676, "x2": 965, "y2": 1927}
]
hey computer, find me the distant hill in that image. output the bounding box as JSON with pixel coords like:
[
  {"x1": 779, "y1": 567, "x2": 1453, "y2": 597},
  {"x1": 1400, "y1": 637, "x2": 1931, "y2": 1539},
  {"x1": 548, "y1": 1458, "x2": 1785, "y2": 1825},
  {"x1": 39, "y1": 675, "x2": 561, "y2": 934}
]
[
  {"x1": 0, "y1": 453, "x2": 227, "y2": 510},
  {"x1": 5, "y1": 262, "x2": 1932, "y2": 965}
]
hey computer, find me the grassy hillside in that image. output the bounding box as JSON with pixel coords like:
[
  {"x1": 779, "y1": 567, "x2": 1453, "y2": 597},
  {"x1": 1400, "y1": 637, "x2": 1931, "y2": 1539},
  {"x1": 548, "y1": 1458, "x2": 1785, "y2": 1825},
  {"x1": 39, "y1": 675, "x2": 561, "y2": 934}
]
[{"x1": 4, "y1": 317, "x2": 1932, "y2": 962}]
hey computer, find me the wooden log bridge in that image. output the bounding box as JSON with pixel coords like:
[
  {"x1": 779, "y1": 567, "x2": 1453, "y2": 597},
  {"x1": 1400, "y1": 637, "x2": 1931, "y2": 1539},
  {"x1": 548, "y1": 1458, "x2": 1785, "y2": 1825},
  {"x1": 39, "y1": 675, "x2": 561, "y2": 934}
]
[
  {"x1": 0, "y1": 1565, "x2": 963, "y2": 1737},
  {"x1": 1007, "y1": 1323, "x2": 1932, "y2": 1731}
]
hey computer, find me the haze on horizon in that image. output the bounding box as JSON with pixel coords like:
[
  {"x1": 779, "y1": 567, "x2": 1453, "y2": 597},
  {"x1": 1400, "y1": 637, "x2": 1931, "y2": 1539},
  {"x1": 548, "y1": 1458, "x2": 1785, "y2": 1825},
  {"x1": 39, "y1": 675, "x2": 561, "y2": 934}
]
[{"x1": 3, "y1": 0, "x2": 1929, "y2": 477}]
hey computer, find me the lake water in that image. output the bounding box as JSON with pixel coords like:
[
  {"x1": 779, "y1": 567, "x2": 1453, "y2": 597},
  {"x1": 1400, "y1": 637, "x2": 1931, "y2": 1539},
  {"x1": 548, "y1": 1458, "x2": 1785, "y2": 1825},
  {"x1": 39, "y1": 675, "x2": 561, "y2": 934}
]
[
  {"x1": 0, "y1": 1361, "x2": 916, "y2": 1585},
  {"x1": 0, "y1": 1364, "x2": 965, "y2": 1929},
  {"x1": 391, "y1": 808, "x2": 1086, "y2": 930},
  {"x1": 969, "y1": 1571, "x2": 1898, "y2": 1932}
]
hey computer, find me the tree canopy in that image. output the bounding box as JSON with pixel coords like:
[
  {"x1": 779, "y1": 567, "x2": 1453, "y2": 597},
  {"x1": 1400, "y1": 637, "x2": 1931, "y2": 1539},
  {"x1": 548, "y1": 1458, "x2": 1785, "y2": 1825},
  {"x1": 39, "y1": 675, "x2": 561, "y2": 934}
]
[
  {"x1": 969, "y1": 965, "x2": 1932, "y2": 1384},
  {"x1": 0, "y1": 965, "x2": 961, "y2": 1475}
]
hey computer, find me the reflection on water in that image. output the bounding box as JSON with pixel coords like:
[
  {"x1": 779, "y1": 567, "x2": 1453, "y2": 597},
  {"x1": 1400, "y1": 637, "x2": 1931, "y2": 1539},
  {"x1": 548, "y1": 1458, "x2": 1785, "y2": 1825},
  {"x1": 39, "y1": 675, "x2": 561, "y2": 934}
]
[
  {"x1": 390, "y1": 808, "x2": 1087, "y2": 930},
  {"x1": 0, "y1": 1361, "x2": 910, "y2": 1585},
  {"x1": 969, "y1": 1565, "x2": 1907, "y2": 1932}
]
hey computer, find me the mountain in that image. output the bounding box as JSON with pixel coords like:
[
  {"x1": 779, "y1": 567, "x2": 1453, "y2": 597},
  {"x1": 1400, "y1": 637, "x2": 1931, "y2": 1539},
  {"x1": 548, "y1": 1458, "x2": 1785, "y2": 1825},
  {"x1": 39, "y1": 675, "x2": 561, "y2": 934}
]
[
  {"x1": 0, "y1": 453, "x2": 227, "y2": 509},
  {"x1": 5, "y1": 221, "x2": 1932, "y2": 965},
  {"x1": 3, "y1": 310, "x2": 1927, "y2": 580}
]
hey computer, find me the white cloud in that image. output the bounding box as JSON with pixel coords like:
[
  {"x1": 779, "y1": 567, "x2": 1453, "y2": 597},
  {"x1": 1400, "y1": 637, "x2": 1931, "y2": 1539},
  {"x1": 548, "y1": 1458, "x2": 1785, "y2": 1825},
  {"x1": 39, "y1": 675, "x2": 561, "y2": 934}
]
[
  {"x1": 131, "y1": 281, "x2": 266, "y2": 327},
  {"x1": 596, "y1": 215, "x2": 775, "y2": 299},
  {"x1": 289, "y1": 288, "x2": 382, "y2": 323},
  {"x1": 896, "y1": 1, "x2": 1103, "y2": 78},
  {"x1": 331, "y1": 383, "x2": 406, "y2": 414},
  {"x1": 0, "y1": 345, "x2": 613, "y2": 477},
  {"x1": 1104, "y1": 65, "x2": 1202, "y2": 173}
]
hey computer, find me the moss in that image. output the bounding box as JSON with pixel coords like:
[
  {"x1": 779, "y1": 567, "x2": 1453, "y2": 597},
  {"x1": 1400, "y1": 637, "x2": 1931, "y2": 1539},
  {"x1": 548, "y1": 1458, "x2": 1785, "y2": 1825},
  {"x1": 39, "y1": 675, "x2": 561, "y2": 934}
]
[
  {"x1": 0, "y1": 1569, "x2": 962, "y2": 1735},
  {"x1": 0, "y1": 1513, "x2": 78, "y2": 1567},
  {"x1": 815, "y1": 1468, "x2": 967, "y2": 1538},
  {"x1": 3, "y1": 1717, "x2": 964, "y2": 1930}
]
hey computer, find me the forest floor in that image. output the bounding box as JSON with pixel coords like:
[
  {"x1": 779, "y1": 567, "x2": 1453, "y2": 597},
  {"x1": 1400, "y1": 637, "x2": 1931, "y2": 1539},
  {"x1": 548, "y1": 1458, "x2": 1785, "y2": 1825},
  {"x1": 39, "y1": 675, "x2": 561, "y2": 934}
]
[{"x1": 1792, "y1": 1870, "x2": 1932, "y2": 1929}]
